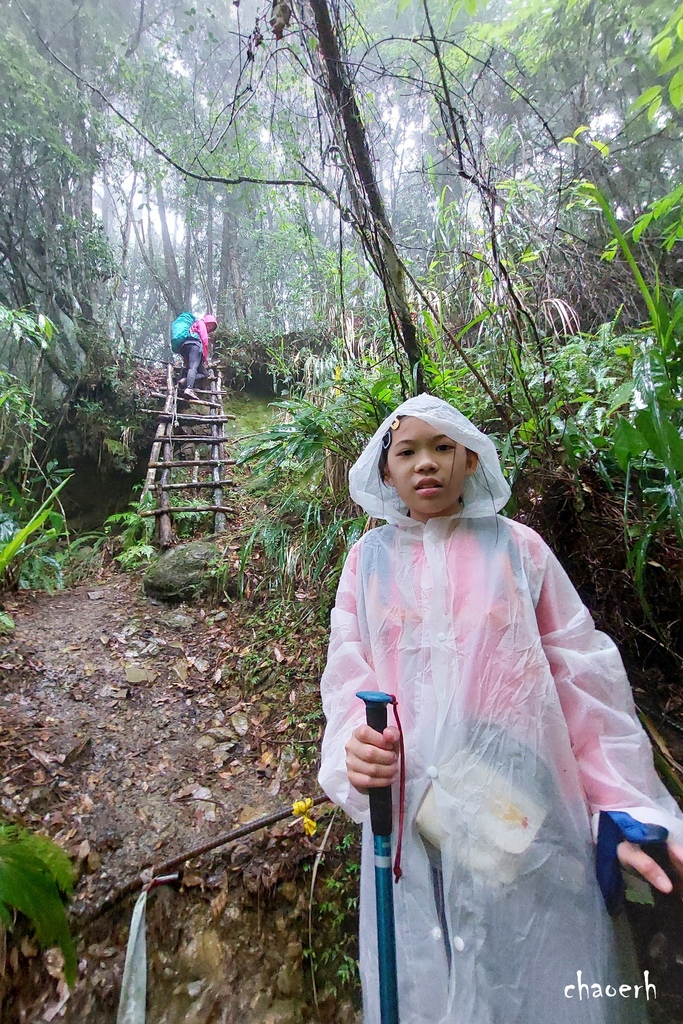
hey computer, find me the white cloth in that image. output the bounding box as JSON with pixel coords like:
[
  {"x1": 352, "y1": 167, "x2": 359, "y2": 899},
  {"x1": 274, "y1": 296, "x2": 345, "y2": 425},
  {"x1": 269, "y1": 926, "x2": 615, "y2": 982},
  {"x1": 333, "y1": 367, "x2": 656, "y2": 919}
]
[{"x1": 319, "y1": 397, "x2": 682, "y2": 1024}]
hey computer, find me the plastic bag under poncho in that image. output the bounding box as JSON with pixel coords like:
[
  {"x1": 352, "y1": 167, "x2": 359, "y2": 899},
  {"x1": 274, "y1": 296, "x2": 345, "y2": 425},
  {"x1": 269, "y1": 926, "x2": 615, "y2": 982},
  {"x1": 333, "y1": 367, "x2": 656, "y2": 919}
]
[{"x1": 319, "y1": 395, "x2": 683, "y2": 1024}]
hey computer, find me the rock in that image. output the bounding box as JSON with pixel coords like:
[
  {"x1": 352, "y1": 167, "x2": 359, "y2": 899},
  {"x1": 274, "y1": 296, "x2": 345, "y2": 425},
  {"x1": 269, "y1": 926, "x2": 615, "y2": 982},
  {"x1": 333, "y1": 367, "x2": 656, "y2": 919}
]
[
  {"x1": 316, "y1": 989, "x2": 338, "y2": 1023},
  {"x1": 263, "y1": 999, "x2": 304, "y2": 1024},
  {"x1": 178, "y1": 928, "x2": 226, "y2": 980},
  {"x1": 163, "y1": 611, "x2": 196, "y2": 629},
  {"x1": 285, "y1": 940, "x2": 302, "y2": 962},
  {"x1": 195, "y1": 734, "x2": 216, "y2": 750},
  {"x1": 279, "y1": 881, "x2": 298, "y2": 902},
  {"x1": 250, "y1": 990, "x2": 272, "y2": 1014},
  {"x1": 143, "y1": 541, "x2": 220, "y2": 602},
  {"x1": 276, "y1": 961, "x2": 303, "y2": 997}
]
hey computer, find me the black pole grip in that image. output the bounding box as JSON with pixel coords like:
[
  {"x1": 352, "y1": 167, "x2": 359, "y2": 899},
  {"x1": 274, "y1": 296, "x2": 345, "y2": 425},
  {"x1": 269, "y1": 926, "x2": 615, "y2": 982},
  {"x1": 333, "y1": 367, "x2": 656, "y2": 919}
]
[{"x1": 364, "y1": 700, "x2": 393, "y2": 838}]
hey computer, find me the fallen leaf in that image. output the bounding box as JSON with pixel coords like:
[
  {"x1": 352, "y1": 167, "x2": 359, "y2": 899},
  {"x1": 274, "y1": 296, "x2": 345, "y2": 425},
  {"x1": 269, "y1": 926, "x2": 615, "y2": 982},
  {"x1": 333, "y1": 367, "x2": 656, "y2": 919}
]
[
  {"x1": 231, "y1": 711, "x2": 249, "y2": 736},
  {"x1": 238, "y1": 804, "x2": 265, "y2": 825},
  {"x1": 87, "y1": 849, "x2": 102, "y2": 872},
  {"x1": 273, "y1": 646, "x2": 284, "y2": 663},
  {"x1": 42, "y1": 978, "x2": 70, "y2": 1022},
  {"x1": 210, "y1": 888, "x2": 229, "y2": 919},
  {"x1": 257, "y1": 750, "x2": 274, "y2": 770},
  {"x1": 21, "y1": 937, "x2": 38, "y2": 958},
  {"x1": 125, "y1": 665, "x2": 150, "y2": 684},
  {"x1": 64, "y1": 737, "x2": 92, "y2": 765},
  {"x1": 182, "y1": 872, "x2": 204, "y2": 888},
  {"x1": 87, "y1": 591, "x2": 105, "y2": 601},
  {"x1": 28, "y1": 746, "x2": 64, "y2": 769},
  {"x1": 173, "y1": 659, "x2": 188, "y2": 682},
  {"x1": 195, "y1": 801, "x2": 217, "y2": 823}
]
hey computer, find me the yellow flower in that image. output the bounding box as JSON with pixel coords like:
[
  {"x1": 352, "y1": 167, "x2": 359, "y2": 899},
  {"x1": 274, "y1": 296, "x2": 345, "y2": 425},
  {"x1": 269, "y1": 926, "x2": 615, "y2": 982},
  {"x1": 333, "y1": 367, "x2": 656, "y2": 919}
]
[
  {"x1": 292, "y1": 798, "x2": 313, "y2": 817},
  {"x1": 292, "y1": 797, "x2": 317, "y2": 836},
  {"x1": 302, "y1": 815, "x2": 317, "y2": 837}
]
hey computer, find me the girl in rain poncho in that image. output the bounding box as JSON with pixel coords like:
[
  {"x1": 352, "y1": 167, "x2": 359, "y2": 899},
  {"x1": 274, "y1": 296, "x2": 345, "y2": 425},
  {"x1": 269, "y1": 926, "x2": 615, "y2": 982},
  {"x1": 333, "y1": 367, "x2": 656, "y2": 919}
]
[{"x1": 318, "y1": 394, "x2": 683, "y2": 1024}]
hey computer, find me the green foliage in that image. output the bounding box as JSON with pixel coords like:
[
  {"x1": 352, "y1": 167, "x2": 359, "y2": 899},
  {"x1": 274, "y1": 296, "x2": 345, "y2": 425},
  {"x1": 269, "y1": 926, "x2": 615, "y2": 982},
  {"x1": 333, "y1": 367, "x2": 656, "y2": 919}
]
[
  {"x1": 305, "y1": 827, "x2": 361, "y2": 997},
  {"x1": 104, "y1": 497, "x2": 156, "y2": 569},
  {"x1": 0, "y1": 477, "x2": 72, "y2": 598},
  {"x1": 0, "y1": 824, "x2": 77, "y2": 987},
  {"x1": 236, "y1": 355, "x2": 411, "y2": 597},
  {"x1": 633, "y1": 3, "x2": 683, "y2": 121},
  {"x1": 238, "y1": 491, "x2": 366, "y2": 599}
]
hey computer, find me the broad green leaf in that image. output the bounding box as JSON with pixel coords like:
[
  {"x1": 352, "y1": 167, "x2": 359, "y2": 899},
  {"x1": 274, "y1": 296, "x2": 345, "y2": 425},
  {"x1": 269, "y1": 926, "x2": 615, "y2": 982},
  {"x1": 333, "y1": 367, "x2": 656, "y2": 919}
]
[
  {"x1": 631, "y1": 85, "x2": 662, "y2": 114},
  {"x1": 632, "y1": 212, "x2": 654, "y2": 242},
  {"x1": 590, "y1": 140, "x2": 610, "y2": 157},
  {"x1": 659, "y1": 47, "x2": 683, "y2": 75},
  {"x1": 669, "y1": 68, "x2": 683, "y2": 108},
  {"x1": 0, "y1": 475, "x2": 71, "y2": 577},
  {"x1": 607, "y1": 381, "x2": 634, "y2": 415},
  {"x1": 612, "y1": 417, "x2": 646, "y2": 471},
  {"x1": 653, "y1": 36, "x2": 673, "y2": 64},
  {"x1": 648, "y1": 96, "x2": 663, "y2": 121},
  {"x1": 635, "y1": 409, "x2": 683, "y2": 474}
]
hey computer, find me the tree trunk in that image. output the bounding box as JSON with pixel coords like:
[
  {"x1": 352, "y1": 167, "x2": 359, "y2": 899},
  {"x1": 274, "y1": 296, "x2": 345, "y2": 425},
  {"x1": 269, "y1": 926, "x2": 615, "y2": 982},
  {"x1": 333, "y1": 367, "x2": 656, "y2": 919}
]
[
  {"x1": 306, "y1": 0, "x2": 422, "y2": 383},
  {"x1": 207, "y1": 190, "x2": 215, "y2": 308},
  {"x1": 218, "y1": 199, "x2": 246, "y2": 325},
  {"x1": 156, "y1": 183, "x2": 184, "y2": 315},
  {"x1": 183, "y1": 206, "x2": 193, "y2": 309}
]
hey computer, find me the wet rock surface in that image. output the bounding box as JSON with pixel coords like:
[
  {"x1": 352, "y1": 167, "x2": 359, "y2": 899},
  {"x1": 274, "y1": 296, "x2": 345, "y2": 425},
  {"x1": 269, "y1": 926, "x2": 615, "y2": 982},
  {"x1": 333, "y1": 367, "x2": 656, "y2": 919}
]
[{"x1": 143, "y1": 540, "x2": 221, "y2": 601}]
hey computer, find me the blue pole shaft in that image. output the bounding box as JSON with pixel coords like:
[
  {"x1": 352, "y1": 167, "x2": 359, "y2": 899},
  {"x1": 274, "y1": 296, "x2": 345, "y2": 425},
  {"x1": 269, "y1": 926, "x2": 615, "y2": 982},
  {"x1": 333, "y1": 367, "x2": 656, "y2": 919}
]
[
  {"x1": 374, "y1": 833, "x2": 399, "y2": 1024},
  {"x1": 356, "y1": 691, "x2": 400, "y2": 1024}
]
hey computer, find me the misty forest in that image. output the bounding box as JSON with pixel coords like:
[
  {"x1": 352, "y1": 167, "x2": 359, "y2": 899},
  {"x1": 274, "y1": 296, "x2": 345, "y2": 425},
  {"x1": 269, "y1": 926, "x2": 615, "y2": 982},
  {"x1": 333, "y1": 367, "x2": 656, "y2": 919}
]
[{"x1": 2, "y1": 0, "x2": 683, "y2": 1019}]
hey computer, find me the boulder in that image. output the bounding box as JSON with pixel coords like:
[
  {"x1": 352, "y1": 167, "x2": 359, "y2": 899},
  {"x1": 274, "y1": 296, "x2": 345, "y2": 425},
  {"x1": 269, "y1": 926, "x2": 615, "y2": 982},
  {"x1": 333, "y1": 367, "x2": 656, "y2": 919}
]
[{"x1": 143, "y1": 540, "x2": 220, "y2": 602}]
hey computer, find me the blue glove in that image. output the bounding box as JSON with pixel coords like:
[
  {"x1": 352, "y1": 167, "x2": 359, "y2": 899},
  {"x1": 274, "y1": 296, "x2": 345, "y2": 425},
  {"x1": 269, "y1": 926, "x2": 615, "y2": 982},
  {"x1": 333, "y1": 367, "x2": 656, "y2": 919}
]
[{"x1": 596, "y1": 810, "x2": 668, "y2": 915}]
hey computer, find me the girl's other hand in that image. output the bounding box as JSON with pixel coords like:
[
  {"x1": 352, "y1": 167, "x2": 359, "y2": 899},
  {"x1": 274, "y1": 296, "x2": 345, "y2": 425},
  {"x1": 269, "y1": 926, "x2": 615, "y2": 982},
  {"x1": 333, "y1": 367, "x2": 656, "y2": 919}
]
[
  {"x1": 346, "y1": 725, "x2": 400, "y2": 792},
  {"x1": 617, "y1": 839, "x2": 683, "y2": 896}
]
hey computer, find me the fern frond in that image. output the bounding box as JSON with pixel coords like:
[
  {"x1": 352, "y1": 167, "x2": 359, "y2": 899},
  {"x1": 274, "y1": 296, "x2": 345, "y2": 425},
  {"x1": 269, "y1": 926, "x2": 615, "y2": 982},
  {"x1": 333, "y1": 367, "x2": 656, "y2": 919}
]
[{"x1": 0, "y1": 826, "x2": 77, "y2": 986}]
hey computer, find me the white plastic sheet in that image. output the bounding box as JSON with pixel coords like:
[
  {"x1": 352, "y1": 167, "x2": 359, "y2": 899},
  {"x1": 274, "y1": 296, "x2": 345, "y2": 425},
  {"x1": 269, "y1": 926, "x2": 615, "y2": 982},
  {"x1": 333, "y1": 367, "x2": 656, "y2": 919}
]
[{"x1": 115, "y1": 889, "x2": 147, "y2": 1024}]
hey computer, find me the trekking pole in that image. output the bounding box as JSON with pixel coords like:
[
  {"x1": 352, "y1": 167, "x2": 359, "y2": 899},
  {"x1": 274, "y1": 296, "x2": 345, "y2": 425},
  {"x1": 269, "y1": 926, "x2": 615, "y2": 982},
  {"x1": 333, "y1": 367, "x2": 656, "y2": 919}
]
[{"x1": 357, "y1": 691, "x2": 400, "y2": 1024}]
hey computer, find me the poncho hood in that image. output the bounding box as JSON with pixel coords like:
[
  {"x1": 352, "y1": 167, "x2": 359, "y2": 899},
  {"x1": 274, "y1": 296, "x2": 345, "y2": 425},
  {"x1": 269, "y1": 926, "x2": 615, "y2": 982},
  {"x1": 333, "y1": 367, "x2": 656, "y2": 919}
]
[{"x1": 348, "y1": 394, "x2": 511, "y2": 525}]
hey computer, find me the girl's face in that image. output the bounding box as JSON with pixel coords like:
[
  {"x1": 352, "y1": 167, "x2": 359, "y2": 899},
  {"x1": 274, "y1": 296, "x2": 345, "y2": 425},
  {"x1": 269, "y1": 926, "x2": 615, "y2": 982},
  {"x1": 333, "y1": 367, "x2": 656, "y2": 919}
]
[{"x1": 382, "y1": 416, "x2": 478, "y2": 523}]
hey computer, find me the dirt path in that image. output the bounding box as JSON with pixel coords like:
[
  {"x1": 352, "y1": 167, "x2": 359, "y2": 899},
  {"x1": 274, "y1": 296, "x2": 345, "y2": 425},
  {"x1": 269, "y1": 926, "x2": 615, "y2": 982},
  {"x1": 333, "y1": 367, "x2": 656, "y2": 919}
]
[{"x1": 0, "y1": 573, "x2": 343, "y2": 1022}]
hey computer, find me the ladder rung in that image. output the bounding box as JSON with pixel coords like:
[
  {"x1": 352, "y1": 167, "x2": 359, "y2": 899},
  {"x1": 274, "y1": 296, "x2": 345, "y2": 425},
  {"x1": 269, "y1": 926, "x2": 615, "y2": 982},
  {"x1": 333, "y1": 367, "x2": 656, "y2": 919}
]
[
  {"x1": 168, "y1": 435, "x2": 231, "y2": 443},
  {"x1": 159, "y1": 480, "x2": 234, "y2": 490},
  {"x1": 140, "y1": 410, "x2": 234, "y2": 422},
  {"x1": 141, "y1": 505, "x2": 233, "y2": 516},
  {"x1": 148, "y1": 459, "x2": 235, "y2": 468}
]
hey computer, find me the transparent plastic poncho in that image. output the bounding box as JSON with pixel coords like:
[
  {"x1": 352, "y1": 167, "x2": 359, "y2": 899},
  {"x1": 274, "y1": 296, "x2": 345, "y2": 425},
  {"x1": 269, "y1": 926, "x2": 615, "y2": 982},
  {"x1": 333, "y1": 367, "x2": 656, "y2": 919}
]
[{"x1": 318, "y1": 395, "x2": 683, "y2": 1024}]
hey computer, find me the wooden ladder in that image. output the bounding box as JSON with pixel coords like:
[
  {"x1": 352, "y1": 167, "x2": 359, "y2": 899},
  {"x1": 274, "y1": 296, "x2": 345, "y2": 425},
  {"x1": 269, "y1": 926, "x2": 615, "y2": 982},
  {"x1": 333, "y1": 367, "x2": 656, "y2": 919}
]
[{"x1": 141, "y1": 364, "x2": 236, "y2": 547}]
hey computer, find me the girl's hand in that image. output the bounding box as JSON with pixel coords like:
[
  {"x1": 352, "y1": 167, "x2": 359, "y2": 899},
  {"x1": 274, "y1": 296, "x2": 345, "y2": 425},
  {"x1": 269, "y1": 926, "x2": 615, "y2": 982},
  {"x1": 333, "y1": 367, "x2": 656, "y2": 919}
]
[
  {"x1": 346, "y1": 725, "x2": 400, "y2": 792},
  {"x1": 617, "y1": 839, "x2": 683, "y2": 895}
]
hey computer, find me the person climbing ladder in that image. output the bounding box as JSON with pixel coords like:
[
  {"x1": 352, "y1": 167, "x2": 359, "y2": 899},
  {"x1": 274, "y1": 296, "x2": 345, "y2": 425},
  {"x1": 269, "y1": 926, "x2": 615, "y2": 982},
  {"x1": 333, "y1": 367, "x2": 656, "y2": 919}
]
[{"x1": 170, "y1": 311, "x2": 218, "y2": 401}]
